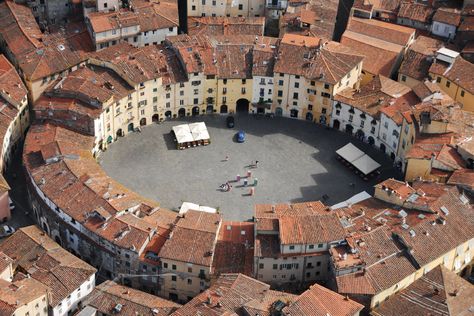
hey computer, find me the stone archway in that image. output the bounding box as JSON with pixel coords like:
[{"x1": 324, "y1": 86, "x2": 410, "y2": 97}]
[
  {"x1": 290, "y1": 109, "x2": 298, "y2": 118},
  {"x1": 333, "y1": 120, "x2": 340, "y2": 130},
  {"x1": 116, "y1": 129, "x2": 123, "y2": 138},
  {"x1": 306, "y1": 112, "x2": 313, "y2": 121},
  {"x1": 345, "y1": 124, "x2": 354, "y2": 134},
  {"x1": 152, "y1": 114, "x2": 159, "y2": 122},
  {"x1": 380, "y1": 143, "x2": 386, "y2": 153},
  {"x1": 236, "y1": 99, "x2": 250, "y2": 113},
  {"x1": 140, "y1": 118, "x2": 146, "y2": 126},
  {"x1": 192, "y1": 106, "x2": 200, "y2": 116},
  {"x1": 220, "y1": 104, "x2": 228, "y2": 114},
  {"x1": 275, "y1": 107, "x2": 283, "y2": 116},
  {"x1": 165, "y1": 111, "x2": 172, "y2": 118},
  {"x1": 368, "y1": 136, "x2": 375, "y2": 145},
  {"x1": 128, "y1": 123, "x2": 134, "y2": 132},
  {"x1": 178, "y1": 108, "x2": 186, "y2": 117}
]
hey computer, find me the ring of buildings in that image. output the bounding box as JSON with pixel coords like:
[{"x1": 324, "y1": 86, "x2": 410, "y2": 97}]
[{"x1": 0, "y1": 1, "x2": 473, "y2": 308}]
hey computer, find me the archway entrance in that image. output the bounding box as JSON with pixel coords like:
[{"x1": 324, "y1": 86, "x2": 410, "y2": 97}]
[
  {"x1": 140, "y1": 118, "x2": 146, "y2": 126},
  {"x1": 178, "y1": 108, "x2": 186, "y2": 117},
  {"x1": 306, "y1": 112, "x2": 313, "y2": 121},
  {"x1": 355, "y1": 129, "x2": 364, "y2": 140},
  {"x1": 220, "y1": 104, "x2": 228, "y2": 114},
  {"x1": 128, "y1": 123, "x2": 134, "y2": 132},
  {"x1": 290, "y1": 109, "x2": 298, "y2": 118},
  {"x1": 165, "y1": 111, "x2": 172, "y2": 118},
  {"x1": 345, "y1": 124, "x2": 353, "y2": 134},
  {"x1": 368, "y1": 136, "x2": 375, "y2": 145},
  {"x1": 333, "y1": 120, "x2": 340, "y2": 130},
  {"x1": 152, "y1": 114, "x2": 159, "y2": 122},
  {"x1": 236, "y1": 99, "x2": 250, "y2": 113},
  {"x1": 116, "y1": 129, "x2": 123, "y2": 137},
  {"x1": 192, "y1": 106, "x2": 200, "y2": 116},
  {"x1": 380, "y1": 143, "x2": 386, "y2": 153},
  {"x1": 275, "y1": 107, "x2": 283, "y2": 116},
  {"x1": 206, "y1": 105, "x2": 214, "y2": 114}
]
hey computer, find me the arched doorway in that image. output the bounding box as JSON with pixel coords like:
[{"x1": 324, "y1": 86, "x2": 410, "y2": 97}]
[
  {"x1": 345, "y1": 124, "x2": 354, "y2": 134},
  {"x1": 140, "y1": 118, "x2": 146, "y2": 126},
  {"x1": 290, "y1": 109, "x2": 298, "y2": 118},
  {"x1": 390, "y1": 153, "x2": 396, "y2": 160},
  {"x1": 152, "y1": 114, "x2": 159, "y2": 122},
  {"x1": 55, "y1": 236, "x2": 62, "y2": 246},
  {"x1": 192, "y1": 106, "x2": 200, "y2": 116},
  {"x1": 128, "y1": 123, "x2": 134, "y2": 132},
  {"x1": 368, "y1": 136, "x2": 375, "y2": 145},
  {"x1": 220, "y1": 104, "x2": 228, "y2": 114},
  {"x1": 355, "y1": 129, "x2": 365, "y2": 140},
  {"x1": 236, "y1": 99, "x2": 250, "y2": 113},
  {"x1": 178, "y1": 108, "x2": 186, "y2": 117},
  {"x1": 333, "y1": 120, "x2": 340, "y2": 130},
  {"x1": 165, "y1": 111, "x2": 172, "y2": 118},
  {"x1": 306, "y1": 112, "x2": 313, "y2": 121},
  {"x1": 275, "y1": 107, "x2": 283, "y2": 116},
  {"x1": 380, "y1": 143, "x2": 386, "y2": 153},
  {"x1": 116, "y1": 129, "x2": 123, "y2": 138},
  {"x1": 319, "y1": 115, "x2": 327, "y2": 125},
  {"x1": 206, "y1": 105, "x2": 214, "y2": 114}
]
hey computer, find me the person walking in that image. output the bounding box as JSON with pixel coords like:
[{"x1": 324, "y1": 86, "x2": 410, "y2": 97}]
[
  {"x1": 255, "y1": 160, "x2": 259, "y2": 167},
  {"x1": 225, "y1": 155, "x2": 229, "y2": 161}
]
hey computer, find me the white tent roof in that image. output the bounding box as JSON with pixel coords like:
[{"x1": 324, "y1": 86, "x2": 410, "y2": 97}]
[
  {"x1": 179, "y1": 202, "x2": 217, "y2": 215},
  {"x1": 336, "y1": 143, "x2": 365, "y2": 163},
  {"x1": 189, "y1": 122, "x2": 210, "y2": 141},
  {"x1": 172, "y1": 124, "x2": 193, "y2": 144},
  {"x1": 352, "y1": 155, "x2": 381, "y2": 175}
]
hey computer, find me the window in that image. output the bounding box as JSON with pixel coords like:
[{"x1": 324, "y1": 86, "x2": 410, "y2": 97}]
[
  {"x1": 316, "y1": 261, "x2": 321, "y2": 266},
  {"x1": 277, "y1": 90, "x2": 283, "y2": 97},
  {"x1": 171, "y1": 275, "x2": 177, "y2": 281},
  {"x1": 308, "y1": 104, "x2": 313, "y2": 111},
  {"x1": 384, "y1": 121, "x2": 389, "y2": 128},
  {"x1": 461, "y1": 90, "x2": 465, "y2": 97},
  {"x1": 180, "y1": 90, "x2": 184, "y2": 96},
  {"x1": 321, "y1": 92, "x2": 331, "y2": 98},
  {"x1": 360, "y1": 120, "x2": 365, "y2": 128},
  {"x1": 293, "y1": 92, "x2": 298, "y2": 100},
  {"x1": 169, "y1": 27, "x2": 174, "y2": 32},
  {"x1": 188, "y1": 278, "x2": 192, "y2": 284},
  {"x1": 336, "y1": 109, "x2": 340, "y2": 116},
  {"x1": 321, "y1": 108, "x2": 326, "y2": 114},
  {"x1": 306, "y1": 272, "x2": 311, "y2": 277},
  {"x1": 446, "y1": 81, "x2": 451, "y2": 88},
  {"x1": 194, "y1": 98, "x2": 199, "y2": 104},
  {"x1": 259, "y1": 263, "x2": 264, "y2": 269},
  {"x1": 103, "y1": 2, "x2": 108, "y2": 8},
  {"x1": 404, "y1": 125, "x2": 409, "y2": 134},
  {"x1": 223, "y1": 79, "x2": 227, "y2": 84},
  {"x1": 273, "y1": 264, "x2": 278, "y2": 269},
  {"x1": 349, "y1": 114, "x2": 353, "y2": 122},
  {"x1": 192, "y1": 5, "x2": 196, "y2": 10},
  {"x1": 238, "y1": 4, "x2": 243, "y2": 9},
  {"x1": 241, "y1": 87, "x2": 246, "y2": 94},
  {"x1": 318, "y1": 243, "x2": 323, "y2": 248},
  {"x1": 242, "y1": 79, "x2": 246, "y2": 84},
  {"x1": 141, "y1": 109, "x2": 145, "y2": 115},
  {"x1": 289, "y1": 245, "x2": 295, "y2": 250},
  {"x1": 371, "y1": 126, "x2": 376, "y2": 134},
  {"x1": 172, "y1": 264, "x2": 177, "y2": 270},
  {"x1": 324, "y1": 83, "x2": 329, "y2": 89},
  {"x1": 180, "y1": 82, "x2": 185, "y2": 88},
  {"x1": 166, "y1": 102, "x2": 171, "y2": 108},
  {"x1": 279, "y1": 80, "x2": 284, "y2": 86},
  {"x1": 294, "y1": 82, "x2": 299, "y2": 88},
  {"x1": 166, "y1": 93, "x2": 170, "y2": 99},
  {"x1": 179, "y1": 100, "x2": 184, "y2": 105},
  {"x1": 295, "y1": 75, "x2": 300, "y2": 79},
  {"x1": 223, "y1": 87, "x2": 227, "y2": 94},
  {"x1": 310, "y1": 81, "x2": 315, "y2": 86},
  {"x1": 260, "y1": 78, "x2": 265, "y2": 84},
  {"x1": 402, "y1": 139, "x2": 406, "y2": 149},
  {"x1": 401, "y1": 75, "x2": 406, "y2": 82}
]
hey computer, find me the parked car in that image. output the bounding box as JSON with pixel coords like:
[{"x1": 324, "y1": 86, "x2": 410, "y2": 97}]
[
  {"x1": 237, "y1": 130, "x2": 246, "y2": 143},
  {"x1": 0, "y1": 225, "x2": 15, "y2": 238},
  {"x1": 8, "y1": 198, "x2": 14, "y2": 210},
  {"x1": 226, "y1": 116, "x2": 235, "y2": 128}
]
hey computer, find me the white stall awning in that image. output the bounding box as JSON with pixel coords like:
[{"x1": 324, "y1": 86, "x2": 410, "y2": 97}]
[
  {"x1": 172, "y1": 124, "x2": 193, "y2": 144},
  {"x1": 336, "y1": 143, "x2": 365, "y2": 162},
  {"x1": 352, "y1": 154, "x2": 381, "y2": 175},
  {"x1": 179, "y1": 202, "x2": 217, "y2": 215},
  {"x1": 189, "y1": 122, "x2": 210, "y2": 141}
]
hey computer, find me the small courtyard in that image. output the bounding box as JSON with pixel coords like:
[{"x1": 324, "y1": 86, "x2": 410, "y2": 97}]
[{"x1": 99, "y1": 115, "x2": 400, "y2": 220}]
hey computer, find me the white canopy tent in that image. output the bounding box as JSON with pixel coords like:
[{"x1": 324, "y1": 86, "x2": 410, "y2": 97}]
[
  {"x1": 336, "y1": 143, "x2": 381, "y2": 176},
  {"x1": 189, "y1": 122, "x2": 210, "y2": 141},
  {"x1": 352, "y1": 155, "x2": 381, "y2": 176},
  {"x1": 335, "y1": 143, "x2": 365, "y2": 163},
  {"x1": 172, "y1": 124, "x2": 193, "y2": 144}
]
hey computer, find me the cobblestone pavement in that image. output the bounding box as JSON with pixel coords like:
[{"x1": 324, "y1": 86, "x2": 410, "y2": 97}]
[{"x1": 100, "y1": 115, "x2": 401, "y2": 221}]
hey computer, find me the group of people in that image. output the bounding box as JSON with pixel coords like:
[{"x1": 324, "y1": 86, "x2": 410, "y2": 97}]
[{"x1": 219, "y1": 158, "x2": 259, "y2": 193}]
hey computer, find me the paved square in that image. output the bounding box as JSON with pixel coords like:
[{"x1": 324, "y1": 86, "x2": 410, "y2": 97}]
[{"x1": 99, "y1": 115, "x2": 399, "y2": 220}]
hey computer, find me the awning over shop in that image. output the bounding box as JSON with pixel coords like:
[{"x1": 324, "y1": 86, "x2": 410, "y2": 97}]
[
  {"x1": 172, "y1": 124, "x2": 194, "y2": 144},
  {"x1": 336, "y1": 143, "x2": 381, "y2": 176},
  {"x1": 189, "y1": 122, "x2": 210, "y2": 141},
  {"x1": 335, "y1": 143, "x2": 365, "y2": 163},
  {"x1": 352, "y1": 155, "x2": 381, "y2": 176},
  {"x1": 179, "y1": 202, "x2": 217, "y2": 215}
]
